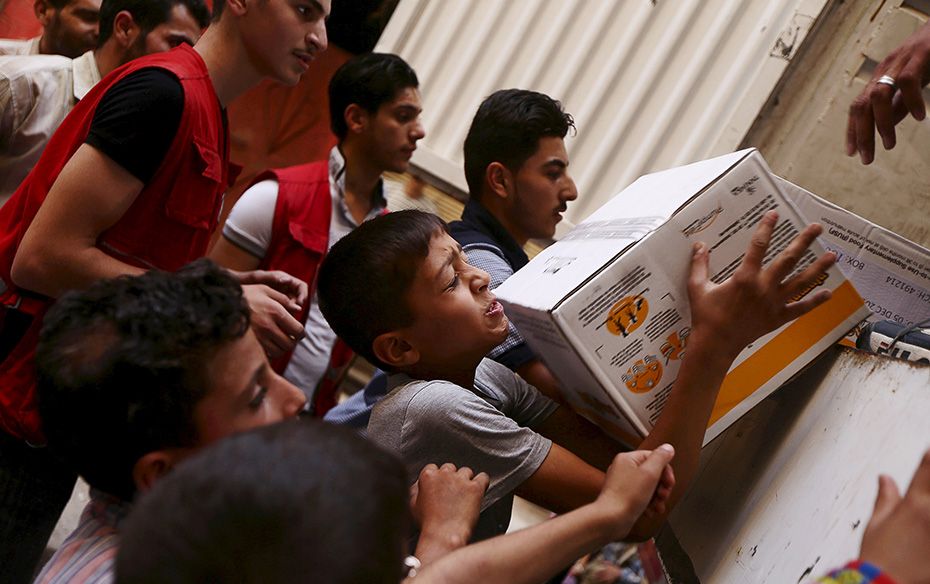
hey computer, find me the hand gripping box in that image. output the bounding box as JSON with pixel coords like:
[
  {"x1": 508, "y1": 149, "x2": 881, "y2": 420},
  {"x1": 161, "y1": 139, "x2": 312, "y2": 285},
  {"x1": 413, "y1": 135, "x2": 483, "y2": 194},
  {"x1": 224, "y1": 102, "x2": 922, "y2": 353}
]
[{"x1": 494, "y1": 149, "x2": 870, "y2": 445}]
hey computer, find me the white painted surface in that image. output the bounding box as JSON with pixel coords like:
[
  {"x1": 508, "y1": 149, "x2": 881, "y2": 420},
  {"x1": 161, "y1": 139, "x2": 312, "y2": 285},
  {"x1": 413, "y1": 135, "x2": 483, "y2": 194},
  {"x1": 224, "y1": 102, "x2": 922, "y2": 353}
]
[
  {"x1": 377, "y1": 0, "x2": 830, "y2": 227},
  {"x1": 669, "y1": 348, "x2": 930, "y2": 583}
]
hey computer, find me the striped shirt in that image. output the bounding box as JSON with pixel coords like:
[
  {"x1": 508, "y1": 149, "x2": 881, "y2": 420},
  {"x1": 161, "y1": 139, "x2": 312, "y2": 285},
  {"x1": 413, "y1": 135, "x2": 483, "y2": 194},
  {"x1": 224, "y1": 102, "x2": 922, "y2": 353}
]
[{"x1": 34, "y1": 490, "x2": 130, "y2": 584}]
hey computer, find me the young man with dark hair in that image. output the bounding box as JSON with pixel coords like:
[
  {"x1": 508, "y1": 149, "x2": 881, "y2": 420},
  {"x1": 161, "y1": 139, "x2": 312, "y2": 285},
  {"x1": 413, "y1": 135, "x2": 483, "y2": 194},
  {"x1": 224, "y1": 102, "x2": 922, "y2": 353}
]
[
  {"x1": 0, "y1": 0, "x2": 101, "y2": 57},
  {"x1": 0, "y1": 0, "x2": 209, "y2": 200},
  {"x1": 448, "y1": 89, "x2": 578, "y2": 402},
  {"x1": 33, "y1": 259, "x2": 309, "y2": 584},
  {"x1": 0, "y1": 1, "x2": 329, "y2": 579},
  {"x1": 115, "y1": 420, "x2": 676, "y2": 584},
  {"x1": 210, "y1": 52, "x2": 424, "y2": 411},
  {"x1": 317, "y1": 209, "x2": 836, "y2": 540}
]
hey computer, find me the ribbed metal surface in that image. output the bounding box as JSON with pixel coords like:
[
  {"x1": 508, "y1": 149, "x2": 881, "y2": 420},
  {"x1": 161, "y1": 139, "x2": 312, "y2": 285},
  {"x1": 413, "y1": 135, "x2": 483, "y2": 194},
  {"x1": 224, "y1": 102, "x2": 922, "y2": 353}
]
[{"x1": 377, "y1": 0, "x2": 829, "y2": 228}]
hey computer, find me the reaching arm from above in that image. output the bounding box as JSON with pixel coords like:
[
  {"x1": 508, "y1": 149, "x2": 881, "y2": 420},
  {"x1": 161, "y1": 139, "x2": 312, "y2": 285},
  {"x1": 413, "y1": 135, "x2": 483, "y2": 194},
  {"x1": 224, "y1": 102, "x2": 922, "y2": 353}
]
[
  {"x1": 633, "y1": 210, "x2": 835, "y2": 535},
  {"x1": 846, "y1": 19, "x2": 930, "y2": 164}
]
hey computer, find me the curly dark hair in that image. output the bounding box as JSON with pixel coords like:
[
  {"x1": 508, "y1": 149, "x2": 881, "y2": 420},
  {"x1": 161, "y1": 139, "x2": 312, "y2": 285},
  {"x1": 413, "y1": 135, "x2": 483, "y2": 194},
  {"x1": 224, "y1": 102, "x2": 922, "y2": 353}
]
[
  {"x1": 116, "y1": 421, "x2": 411, "y2": 584},
  {"x1": 463, "y1": 88, "x2": 575, "y2": 199},
  {"x1": 36, "y1": 259, "x2": 250, "y2": 501},
  {"x1": 317, "y1": 210, "x2": 445, "y2": 371}
]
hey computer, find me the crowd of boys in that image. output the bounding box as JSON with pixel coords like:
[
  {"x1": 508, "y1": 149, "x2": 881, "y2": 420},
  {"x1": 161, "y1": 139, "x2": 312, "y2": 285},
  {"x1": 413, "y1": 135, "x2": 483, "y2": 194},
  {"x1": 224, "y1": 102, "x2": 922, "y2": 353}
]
[{"x1": 0, "y1": 0, "x2": 928, "y2": 582}]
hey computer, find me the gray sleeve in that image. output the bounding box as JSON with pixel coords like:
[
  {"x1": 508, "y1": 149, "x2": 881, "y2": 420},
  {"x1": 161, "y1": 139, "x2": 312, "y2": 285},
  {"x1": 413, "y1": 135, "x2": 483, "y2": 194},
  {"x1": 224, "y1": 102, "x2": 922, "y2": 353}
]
[
  {"x1": 474, "y1": 359, "x2": 558, "y2": 429},
  {"x1": 221, "y1": 179, "x2": 279, "y2": 259},
  {"x1": 400, "y1": 382, "x2": 552, "y2": 509},
  {"x1": 464, "y1": 246, "x2": 537, "y2": 369}
]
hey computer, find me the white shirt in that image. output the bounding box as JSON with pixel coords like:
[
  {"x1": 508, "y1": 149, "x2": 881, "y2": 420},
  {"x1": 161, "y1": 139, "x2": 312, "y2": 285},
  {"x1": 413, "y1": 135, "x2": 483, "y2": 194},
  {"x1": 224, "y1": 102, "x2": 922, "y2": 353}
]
[
  {"x1": 0, "y1": 36, "x2": 41, "y2": 56},
  {"x1": 0, "y1": 50, "x2": 101, "y2": 201},
  {"x1": 222, "y1": 146, "x2": 387, "y2": 397}
]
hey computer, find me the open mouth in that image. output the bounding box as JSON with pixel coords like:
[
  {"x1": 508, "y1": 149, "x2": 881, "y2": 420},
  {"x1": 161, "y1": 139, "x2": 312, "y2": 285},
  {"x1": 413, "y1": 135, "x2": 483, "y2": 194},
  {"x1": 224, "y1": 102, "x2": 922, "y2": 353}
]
[{"x1": 485, "y1": 300, "x2": 504, "y2": 317}]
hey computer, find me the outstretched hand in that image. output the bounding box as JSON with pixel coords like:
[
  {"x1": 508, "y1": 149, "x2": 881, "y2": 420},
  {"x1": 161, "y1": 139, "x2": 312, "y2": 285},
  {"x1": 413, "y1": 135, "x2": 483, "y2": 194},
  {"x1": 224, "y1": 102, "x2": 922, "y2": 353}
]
[
  {"x1": 241, "y1": 284, "x2": 305, "y2": 359},
  {"x1": 846, "y1": 20, "x2": 930, "y2": 164},
  {"x1": 595, "y1": 445, "x2": 676, "y2": 541},
  {"x1": 230, "y1": 269, "x2": 309, "y2": 359},
  {"x1": 687, "y1": 210, "x2": 836, "y2": 362},
  {"x1": 860, "y1": 450, "x2": 930, "y2": 583},
  {"x1": 231, "y1": 269, "x2": 309, "y2": 308}
]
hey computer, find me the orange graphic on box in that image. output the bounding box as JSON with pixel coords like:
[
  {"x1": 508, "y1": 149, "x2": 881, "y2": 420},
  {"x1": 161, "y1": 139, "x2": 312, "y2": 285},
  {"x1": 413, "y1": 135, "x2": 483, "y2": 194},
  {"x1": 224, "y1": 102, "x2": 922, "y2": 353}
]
[
  {"x1": 660, "y1": 327, "x2": 691, "y2": 363},
  {"x1": 606, "y1": 295, "x2": 648, "y2": 337},
  {"x1": 621, "y1": 355, "x2": 663, "y2": 393}
]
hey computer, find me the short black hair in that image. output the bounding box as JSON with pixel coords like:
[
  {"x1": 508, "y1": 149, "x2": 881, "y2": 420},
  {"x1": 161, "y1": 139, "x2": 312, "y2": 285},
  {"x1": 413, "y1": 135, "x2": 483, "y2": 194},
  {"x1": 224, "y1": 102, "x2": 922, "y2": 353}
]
[
  {"x1": 317, "y1": 210, "x2": 445, "y2": 371},
  {"x1": 211, "y1": 0, "x2": 223, "y2": 21},
  {"x1": 463, "y1": 88, "x2": 575, "y2": 198},
  {"x1": 36, "y1": 259, "x2": 250, "y2": 502},
  {"x1": 116, "y1": 420, "x2": 411, "y2": 584},
  {"x1": 98, "y1": 0, "x2": 210, "y2": 46},
  {"x1": 328, "y1": 52, "x2": 419, "y2": 140},
  {"x1": 47, "y1": 0, "x2": 71, "y2": 9}
]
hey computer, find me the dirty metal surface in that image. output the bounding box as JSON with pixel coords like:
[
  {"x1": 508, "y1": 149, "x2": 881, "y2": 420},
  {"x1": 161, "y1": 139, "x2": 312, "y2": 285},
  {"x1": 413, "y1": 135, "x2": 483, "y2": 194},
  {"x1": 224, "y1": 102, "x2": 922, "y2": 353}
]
[{"x1": 668, "y1": 347, "x2": 930, "y2": 583}]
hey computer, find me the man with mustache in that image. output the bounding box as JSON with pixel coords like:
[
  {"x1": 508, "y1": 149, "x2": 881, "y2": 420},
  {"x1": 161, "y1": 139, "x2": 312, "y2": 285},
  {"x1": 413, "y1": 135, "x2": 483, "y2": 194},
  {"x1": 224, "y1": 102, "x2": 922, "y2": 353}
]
[{"x1": 210, "y1": 52, "x2": 425, "y2": 413}]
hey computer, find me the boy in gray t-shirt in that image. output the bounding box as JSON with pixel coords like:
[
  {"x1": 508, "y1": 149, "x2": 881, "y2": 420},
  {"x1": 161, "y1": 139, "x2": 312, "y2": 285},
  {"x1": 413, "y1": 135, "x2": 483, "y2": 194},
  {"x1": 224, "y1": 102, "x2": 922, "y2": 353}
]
[{"x1": 318, "y1": 209, "x2": 836, "y2": 541}]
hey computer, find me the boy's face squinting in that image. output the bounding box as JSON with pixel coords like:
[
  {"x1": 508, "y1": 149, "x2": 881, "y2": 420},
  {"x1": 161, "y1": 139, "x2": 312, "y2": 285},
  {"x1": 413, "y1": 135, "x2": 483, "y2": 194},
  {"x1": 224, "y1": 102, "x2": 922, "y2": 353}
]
[
  {"x1": 242, "y1": 0, "x2": 330, "y2": 86},
  {"x1": 402, "y1": 232, "x2": 510, "y2": 371},
  {"x1": 362, "y1": 87, "x2": 425, "y2": 174},
  {"x1": 506, "y1": 136, "x2": 578, "y2": 243},
  {"x1": 192, "y1": 329, "x2": 308, "y2": 445}
]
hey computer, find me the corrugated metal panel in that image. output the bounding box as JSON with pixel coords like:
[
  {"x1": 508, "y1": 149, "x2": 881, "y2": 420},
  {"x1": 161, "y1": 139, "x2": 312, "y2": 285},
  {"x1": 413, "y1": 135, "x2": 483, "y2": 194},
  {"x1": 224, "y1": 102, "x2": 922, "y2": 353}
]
[{"x1": 377, "y1": 0, "x2": 830, "y2": 230}]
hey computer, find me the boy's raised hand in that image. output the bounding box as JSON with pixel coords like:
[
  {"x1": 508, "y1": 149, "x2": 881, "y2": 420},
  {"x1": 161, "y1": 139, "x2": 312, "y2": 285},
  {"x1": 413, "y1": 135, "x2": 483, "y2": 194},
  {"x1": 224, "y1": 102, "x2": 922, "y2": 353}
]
[
  {"x1": 687, "y1": 210, "x2": 836, "y2": 362},
  {"x1": 594, "y1": 444, "x2": 675, "y2": 541}
]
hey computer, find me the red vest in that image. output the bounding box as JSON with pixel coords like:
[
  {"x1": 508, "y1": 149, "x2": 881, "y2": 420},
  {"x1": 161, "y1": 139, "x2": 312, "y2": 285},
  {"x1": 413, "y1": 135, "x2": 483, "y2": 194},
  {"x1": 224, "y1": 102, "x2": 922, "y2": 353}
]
[
  {"x1": 0, "y1": 45, "x2": 229, "y2": 442},
  {"x1": 252, "y1": 162, "x2": 353, "y2": 415}
]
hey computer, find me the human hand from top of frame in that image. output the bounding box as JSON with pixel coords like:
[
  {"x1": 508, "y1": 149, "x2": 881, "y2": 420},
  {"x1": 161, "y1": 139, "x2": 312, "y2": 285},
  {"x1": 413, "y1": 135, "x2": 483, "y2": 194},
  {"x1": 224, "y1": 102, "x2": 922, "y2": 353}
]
[{"x1": 846, "y1": 20, "x2": 930, "y2": 164}]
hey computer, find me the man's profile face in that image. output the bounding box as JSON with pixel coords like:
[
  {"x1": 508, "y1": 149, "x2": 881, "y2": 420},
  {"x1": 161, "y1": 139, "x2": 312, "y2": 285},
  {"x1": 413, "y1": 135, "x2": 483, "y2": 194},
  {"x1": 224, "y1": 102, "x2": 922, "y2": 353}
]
[
  {"x1": 506, "y1": 136, "x2": 578, "y2": 242},
  {"x1": 241, "y1": 0, "x2": 331, "y2": 86},
  {"x1": 127, "y1": 3, "x2": 204, "y2": 62},
  {"x1": 192, "y1": 329, "x2": 308, "y2": 444},
  {"x1": 38, "y1": 0, "x2": 101, "y2": 58},
  {"x1": 362, "y1": 86, "x2": 426, "y2": 174}
]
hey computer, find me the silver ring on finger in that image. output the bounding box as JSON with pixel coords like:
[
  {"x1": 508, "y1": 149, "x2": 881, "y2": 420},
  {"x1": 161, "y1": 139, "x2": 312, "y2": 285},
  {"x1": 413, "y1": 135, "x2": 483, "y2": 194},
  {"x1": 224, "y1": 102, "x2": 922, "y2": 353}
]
[{"x1": 876, "y1": 75, "x2": 897, "y2": 90}]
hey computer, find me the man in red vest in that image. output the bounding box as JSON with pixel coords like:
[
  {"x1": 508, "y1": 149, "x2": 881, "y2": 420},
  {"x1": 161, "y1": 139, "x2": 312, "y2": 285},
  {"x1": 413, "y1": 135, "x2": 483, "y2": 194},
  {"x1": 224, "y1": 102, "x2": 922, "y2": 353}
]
[
  {"x1": 209, "y1": 52, "x2": 425, "y2": 414},
  {"x1": 0, "y1": 0, "x2": 330, "y2": 579}
]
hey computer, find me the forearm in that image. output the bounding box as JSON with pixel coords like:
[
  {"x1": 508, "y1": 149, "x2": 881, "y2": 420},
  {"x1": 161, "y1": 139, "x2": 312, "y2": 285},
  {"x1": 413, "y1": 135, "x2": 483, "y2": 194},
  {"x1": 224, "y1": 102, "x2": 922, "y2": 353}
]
[
  {"x1": 11, "y1": 241, "x2": 144, "y2": 298},
  {"x1": 414, "y1": 504, "x2": 617, "y2": 584},
  {"x1": 414, "y1": 527, "x2": 470, "y2": 566},
  {"x1": 637, "y1": 332, "x2": 734, "y2": 514}
]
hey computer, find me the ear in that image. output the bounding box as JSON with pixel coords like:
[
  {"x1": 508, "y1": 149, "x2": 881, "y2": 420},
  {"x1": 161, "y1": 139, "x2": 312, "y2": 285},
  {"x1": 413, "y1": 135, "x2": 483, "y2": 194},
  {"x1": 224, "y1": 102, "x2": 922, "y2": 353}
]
[
  {"x1": 226, "y1": 0, "x2": 248, "y2": 17},
  {"x1": 372, "y1": 332, "x2": 419, "y2": 370},
  {"x1": 132, "y1": 449, "x2": 188, "y2": 494},
  {"x1": 33, "y1": 0, "x2": 52, "y2": 25},
  {"x1": 344, "y1": 103, "x2": 369, "y2": 136},
  {"x1": 485, "y1": 162, "x2": 512, "y2": 200},
  {"x1": 111, "y1": 11, "x2": 141, "y2": 48}
]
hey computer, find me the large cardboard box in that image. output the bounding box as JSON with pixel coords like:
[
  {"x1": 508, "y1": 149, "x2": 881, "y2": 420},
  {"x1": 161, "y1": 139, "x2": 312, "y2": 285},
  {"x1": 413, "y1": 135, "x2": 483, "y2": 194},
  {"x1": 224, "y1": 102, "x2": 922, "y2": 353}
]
[
  {"x1": 779, "y1": 178, "x2": 930, "y2": 355},
  {"x1": 494, "y1": 149, "x2": 870, "y2": 444}
]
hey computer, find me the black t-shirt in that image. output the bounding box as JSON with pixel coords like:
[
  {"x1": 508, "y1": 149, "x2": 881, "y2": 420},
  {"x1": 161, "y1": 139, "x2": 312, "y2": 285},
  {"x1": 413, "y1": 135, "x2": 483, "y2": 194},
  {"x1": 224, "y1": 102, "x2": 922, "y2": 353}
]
[{"x1": 85, "y1": 68, "x2": 184, "y2": 183}]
